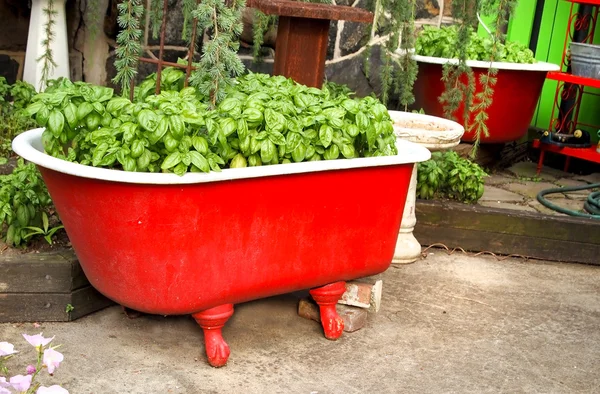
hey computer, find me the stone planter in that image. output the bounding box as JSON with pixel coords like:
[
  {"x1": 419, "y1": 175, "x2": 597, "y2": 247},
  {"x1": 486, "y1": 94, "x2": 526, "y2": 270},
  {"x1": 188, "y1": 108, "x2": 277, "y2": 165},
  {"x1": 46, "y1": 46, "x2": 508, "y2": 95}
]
[{"x1": 388, "y1": 111, "x2": 464, "y2": 264}]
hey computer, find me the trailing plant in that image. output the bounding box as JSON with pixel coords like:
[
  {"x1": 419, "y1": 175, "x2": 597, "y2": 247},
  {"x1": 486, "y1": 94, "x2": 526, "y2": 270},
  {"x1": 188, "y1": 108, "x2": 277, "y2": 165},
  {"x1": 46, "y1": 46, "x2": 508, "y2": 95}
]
[
  {"x1": 112, "y1": 0, "x2": 145, "y2": 97},
  {"x1": 191, "y1": 0, "x2": 246, "y2": 106},
  {"x1": 0, "y1": 159, "x2": 58, "y2": 247},
  {"x1": 468, "y1": 0, "x2": 519, "y2": 157},
  {"x1": 417, "y1": 151, "x2": 486, "y2": 203},
  {"x1": 37, "y1": 0, "x2": 58, "y2": 91},
  {"x1": 26, "y1": 72, "x2": 398, "y2": 175}
]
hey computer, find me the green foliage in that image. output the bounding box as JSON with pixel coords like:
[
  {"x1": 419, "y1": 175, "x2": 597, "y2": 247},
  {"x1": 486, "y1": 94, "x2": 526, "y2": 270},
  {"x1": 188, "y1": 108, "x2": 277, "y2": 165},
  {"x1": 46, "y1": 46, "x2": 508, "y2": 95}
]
[
  {"x1": 323, "y1": 81, "x2": 355, "y2": 99},
  {"x1": 150, "y1": 0, "x2": 164, "y2": 40},
  {"x1": 65, "y1": 303, "x2": 75, "y2": 313},
  {"x1": 38, "y1": 0, "x2": 58, "y2": 91},
  {"x1": 252, "y1": 11, "x2": 277, "y2": 63},
  {"x1": 417, "y1": 151, "x2": 487, "y2": 204},
  {"x1": 370, "y1": 0, "x2": 418, "y2": 108},
  {"x1": 415, "y1": 25, "x2": 537, "y2": 63},
  {"x1": 191, "y1": 0, "x2": 246, "y2": 107},
  {"x1": 0, "y1": 159, "x2": 57, "y2": 246},
  {"x1": 26, "y1": 73, "x2": 398, "y2": 175},
  {"x1": 23, "y1": 211, "x2": 64, "y2": 245},
  {"x1": 0, "y1": 78, "x2": 38, "y2": 159},
  {"x1": 112, "y1": 0, "x2": 144, "y2": 96}
]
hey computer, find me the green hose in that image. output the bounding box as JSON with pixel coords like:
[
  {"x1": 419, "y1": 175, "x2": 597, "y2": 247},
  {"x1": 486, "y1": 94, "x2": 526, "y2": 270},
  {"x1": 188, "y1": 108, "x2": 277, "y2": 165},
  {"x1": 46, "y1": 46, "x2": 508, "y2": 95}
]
[{"x1": 537, "y1": 183, "x2": 600, "y2": 219}]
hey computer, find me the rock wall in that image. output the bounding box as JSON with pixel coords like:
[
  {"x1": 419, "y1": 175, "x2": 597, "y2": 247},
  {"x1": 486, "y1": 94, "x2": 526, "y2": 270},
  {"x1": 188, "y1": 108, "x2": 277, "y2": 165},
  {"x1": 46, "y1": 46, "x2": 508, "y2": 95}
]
[{"x1": 0, "y1": 0, "x2": 456, "y2": 98}]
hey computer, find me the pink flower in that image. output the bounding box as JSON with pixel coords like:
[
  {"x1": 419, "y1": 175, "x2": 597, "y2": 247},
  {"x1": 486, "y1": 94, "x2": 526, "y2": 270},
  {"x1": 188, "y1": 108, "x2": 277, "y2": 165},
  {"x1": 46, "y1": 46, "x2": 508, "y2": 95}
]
[
  {"x1": 0, "y1": 342, "x2": 17, "y2": 356},
  {"x1": 22, "y1": 333, "x2": 54, "y2": 351},
  {"x1": 26, "y1": 364, "x2": 37, "y2": 375},
  {"x1": 0, "y1": 387, "x2": 10, "y2": 394},
  {"x1": 37, "y1": 386, "x2": 69, "y2": 394},
  {"x1": 9, "y1": 374, "x2": 32, "y2": 392},
  {"x1": 42, "y1": 348, "x2": 64, "y2": 374},
  {"x1": 0, "y1": 377, "x2": 8, "y2": 387}
]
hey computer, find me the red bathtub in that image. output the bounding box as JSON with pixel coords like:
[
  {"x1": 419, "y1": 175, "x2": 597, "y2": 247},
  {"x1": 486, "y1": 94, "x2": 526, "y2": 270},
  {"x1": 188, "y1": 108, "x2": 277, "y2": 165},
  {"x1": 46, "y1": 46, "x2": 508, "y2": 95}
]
[
  {"x1": 413, "y1": 55, "x2": 559, "y2": 144},
  {"x1": 13, "y1": 128, "x2": 430, "y2": 367}
]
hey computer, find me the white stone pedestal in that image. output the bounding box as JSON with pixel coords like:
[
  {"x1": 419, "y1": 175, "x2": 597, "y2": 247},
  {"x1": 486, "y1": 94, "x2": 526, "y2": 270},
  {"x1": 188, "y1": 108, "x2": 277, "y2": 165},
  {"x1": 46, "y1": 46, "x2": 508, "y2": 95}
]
[
  {"x1": 392, "y1": 164, "x2": 421, "y2": 264},
  {"x1": 23, "y1": 0, "x2": 70, "y2": 91},
  {"x1": 388, "y1": 111, "x2": 465, "y2": 265}
]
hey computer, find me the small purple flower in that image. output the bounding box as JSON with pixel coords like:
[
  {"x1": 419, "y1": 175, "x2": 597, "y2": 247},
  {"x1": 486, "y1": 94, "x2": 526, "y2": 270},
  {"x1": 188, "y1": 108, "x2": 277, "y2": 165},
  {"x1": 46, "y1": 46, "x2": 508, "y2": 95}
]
[
  {"x1": 0, "y1": 342, "x2": 17, "y2": 356},
  {"x1": 9, "y1": 374, "x2": 32, "y2": 392},
  {"x1": 0, "y1": 387, "x2": 11, "y2": 394},
  {"x1": 26, "y1": 364, "x2": 37, "y2": 375},
  {"x1": 23, "y1": 333, "x2": 54, "y2": 350},
  {"x1": 0, "y1": 377, "x2": 8, "y2": 387},
  {"x1": 37, "y1": 385, "x2": 69, "y2": 394},
  {"x1": 43, "y1": 348, "x2": 64, "y2": 375}
]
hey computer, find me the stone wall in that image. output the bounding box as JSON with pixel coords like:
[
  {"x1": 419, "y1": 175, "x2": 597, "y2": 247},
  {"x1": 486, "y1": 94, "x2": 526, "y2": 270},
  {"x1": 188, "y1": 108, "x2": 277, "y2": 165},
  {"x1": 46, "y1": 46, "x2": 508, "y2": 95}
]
[{"x1": 0, "y1": 0, "x2": 456, "y2": 98}]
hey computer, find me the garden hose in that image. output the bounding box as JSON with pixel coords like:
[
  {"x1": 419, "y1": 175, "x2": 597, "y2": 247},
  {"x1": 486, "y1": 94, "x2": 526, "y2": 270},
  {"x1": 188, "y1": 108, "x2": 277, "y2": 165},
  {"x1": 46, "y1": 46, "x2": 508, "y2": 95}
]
[{"x1": 536, "y1": 183, "x2": 600, "y2": 219}]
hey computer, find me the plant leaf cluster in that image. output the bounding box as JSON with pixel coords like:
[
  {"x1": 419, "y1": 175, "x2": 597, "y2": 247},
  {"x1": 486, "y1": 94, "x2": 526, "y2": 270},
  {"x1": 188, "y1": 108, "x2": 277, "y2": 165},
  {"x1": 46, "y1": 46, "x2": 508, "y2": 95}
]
[
  {"x1": 0, "y1": 159, "x2": 57, "y2": 246},
  {"x1": 417, "y1": 151, "x2": 487, "y2": 204},
  {"x1": 415, "y1": 26, "x2": 536, "y2": 64},
  {"x1": 26, "y1": 72, "x2": 398, "y2": 176},
  {"x1": 0, "y1": 78, "x2": 38, "y2": 160}
]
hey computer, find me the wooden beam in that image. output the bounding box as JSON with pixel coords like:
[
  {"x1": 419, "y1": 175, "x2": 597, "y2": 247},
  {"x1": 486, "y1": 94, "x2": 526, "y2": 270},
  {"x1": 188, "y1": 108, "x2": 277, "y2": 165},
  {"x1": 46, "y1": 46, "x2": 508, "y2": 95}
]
[{"x1": 414, "y1": 200, "x2": 600, "y2": 265}]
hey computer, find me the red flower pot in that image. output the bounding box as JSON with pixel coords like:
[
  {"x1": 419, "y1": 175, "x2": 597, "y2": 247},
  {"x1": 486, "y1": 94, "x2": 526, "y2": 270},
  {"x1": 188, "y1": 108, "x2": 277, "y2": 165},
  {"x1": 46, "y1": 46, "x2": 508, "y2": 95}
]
[
  {"x1": 413, "y1": 55, "x2": 559, "y2": 144},
  {"x1": 13, "y1": 128, "x2": 430, "y2": 367}
]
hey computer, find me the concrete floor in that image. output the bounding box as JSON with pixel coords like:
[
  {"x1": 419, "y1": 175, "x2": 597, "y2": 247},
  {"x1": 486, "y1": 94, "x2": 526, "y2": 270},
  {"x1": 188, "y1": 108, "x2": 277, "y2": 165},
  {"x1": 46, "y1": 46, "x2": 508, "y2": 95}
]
[{"x1": 1, "y1": 253, "x2": 599, "y2": 393}]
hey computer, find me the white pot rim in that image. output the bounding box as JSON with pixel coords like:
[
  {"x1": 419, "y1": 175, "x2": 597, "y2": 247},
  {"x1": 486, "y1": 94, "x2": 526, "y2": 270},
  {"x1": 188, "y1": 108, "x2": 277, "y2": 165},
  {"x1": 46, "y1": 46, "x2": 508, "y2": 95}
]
[
  {"x1": 388, "y1": 111, "x2": 465, "y2": 151},
  {"x1": 413, "y1": 54, "x2": 560, "y2": 72},
  {"x1": 13, "y1": 128, "x2": 431, "y2": 185}
]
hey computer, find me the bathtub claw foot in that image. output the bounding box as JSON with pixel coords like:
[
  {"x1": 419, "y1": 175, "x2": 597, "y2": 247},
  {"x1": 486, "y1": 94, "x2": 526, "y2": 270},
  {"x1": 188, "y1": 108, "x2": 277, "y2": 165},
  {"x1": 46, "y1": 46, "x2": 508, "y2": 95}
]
[
  {"x1": 309, "y1": 281, "x2": 346, "y2": 340},
  {"x1": 192, "y1": 304, "x2": 234, "y2": 368}
]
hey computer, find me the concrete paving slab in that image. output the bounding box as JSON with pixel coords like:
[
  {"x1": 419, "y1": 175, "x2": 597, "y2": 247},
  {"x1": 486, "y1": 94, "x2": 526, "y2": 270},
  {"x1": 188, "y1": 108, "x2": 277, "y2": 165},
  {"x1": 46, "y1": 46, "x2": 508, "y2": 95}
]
[
  {"x1": 484, "y1": 173, "x2": 516, "y2": 186},
  {"x1": 480, "y1": 186, "x2": 524, "y2": 203},
  {"x1": 507, "y1": 161, "x2": 567, "y2": 182},
  {"x1": 575, "y1": 172, "x2": 600, "y2": 185},
  {"x1": 506, "y1": 181, "x2": 564, "y2": 200},
  {"x1": 1, "y1": 254, "x2": 599, "y2": 394},
  {"x1": 479, "y1": 201, "x2": 537, "y2": 212}
]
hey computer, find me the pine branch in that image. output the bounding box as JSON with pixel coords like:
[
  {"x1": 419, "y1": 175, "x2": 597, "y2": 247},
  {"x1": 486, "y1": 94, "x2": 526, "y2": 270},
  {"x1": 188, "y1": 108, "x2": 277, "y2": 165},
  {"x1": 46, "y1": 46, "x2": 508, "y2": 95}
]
[
  {"x1": 112, "y1": 0, "x2": 144, "y2": 96},
  {"x1": 37, "y1": 0, "x2": 58, "y2": 91}
]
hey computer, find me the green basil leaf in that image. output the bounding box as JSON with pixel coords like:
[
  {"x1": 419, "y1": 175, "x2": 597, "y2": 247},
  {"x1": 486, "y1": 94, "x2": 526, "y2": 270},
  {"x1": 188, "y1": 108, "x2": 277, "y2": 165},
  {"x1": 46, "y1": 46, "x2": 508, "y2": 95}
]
[
  {"x1": 220, "y1": 117, "x2": 237, "y2": 137},
  {"x1": 285, "y1": 132, "x2": 302, "y2": 153},
  {"x1": 25, "y1": 101, "x2": 44, "y2": 117},
  {"x1": 161, "y1": 152, "x2": 182, "y2": 170},
  {"x1": 138, "y1": 109, "x2": 159, "y2": 132},
  {"x1": 319, "y1": 124, "x2": 333, "y2": 148},
  {"x1": 92, "y1": 101, "x2": 105, "y2": 115},
  {"x1": 237, "y1": 118, "x2": 248, "y2": 140},
  {"x1": 189, "y1": 151, "x2": 210, "y2": 172},
  {"x1": 164, "y1": 132, "x2": 179, "y2": 152},
  {"x1": 131, "y1": 140, "x2": 145, "y2": 159},
  {"x1": 261, "y1": 139, "x2": 276, "y2": 163},
  {"x1": 292, "y1": 143, "x2": 306, "y2": 162},
  {"x1": 268, "y1": 131, "x2": 286, "y2": 146},
  {"x1": 77, "y1": 102, "x2": 94, "y2": 121},
  {"x1": 169, "y1": 115, "x2": 185, "y2": 140},
  {"x1": 92, "y1": 142, "x2": 110, "y2": 166},
  {"x1": 191, "y1": 136, "x2": 209, "y2": 155},
  {"x1": 48, "y1": 110, "x2": 65, "y2": 137},
  {"x1": 136, "y1": 149, "x2": 152, "y2": 170},
  {"x1": 106, "y1": 97, "x2": 131, "y2": 115}
]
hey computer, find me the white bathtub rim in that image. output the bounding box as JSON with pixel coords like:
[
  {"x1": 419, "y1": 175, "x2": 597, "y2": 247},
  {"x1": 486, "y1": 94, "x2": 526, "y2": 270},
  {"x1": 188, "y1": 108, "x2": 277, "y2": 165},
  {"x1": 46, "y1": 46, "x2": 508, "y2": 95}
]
[
  {"x1": 13, "y1": 128, "x2": 432, "y2": 185},
  {"x1": 413, "y1": 54, "x2": 560, "y2": 72}
]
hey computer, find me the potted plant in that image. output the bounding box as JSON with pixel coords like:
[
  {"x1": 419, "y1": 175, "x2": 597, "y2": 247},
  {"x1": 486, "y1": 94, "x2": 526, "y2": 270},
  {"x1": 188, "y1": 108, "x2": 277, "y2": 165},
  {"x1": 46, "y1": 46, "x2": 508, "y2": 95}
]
[
  {"x1": 412, "y1": 25, "x2": 559, "y2": 145},
  {"x1": 11, "y1": 0, "x2": 430, "y2": 366}
]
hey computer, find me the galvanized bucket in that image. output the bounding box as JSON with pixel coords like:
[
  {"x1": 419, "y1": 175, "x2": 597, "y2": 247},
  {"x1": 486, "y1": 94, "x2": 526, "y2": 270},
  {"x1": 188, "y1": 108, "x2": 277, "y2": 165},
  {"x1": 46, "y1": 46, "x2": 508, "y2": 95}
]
[{"x1": 570, "y1": 42, "x2": 600, "y2": 80}]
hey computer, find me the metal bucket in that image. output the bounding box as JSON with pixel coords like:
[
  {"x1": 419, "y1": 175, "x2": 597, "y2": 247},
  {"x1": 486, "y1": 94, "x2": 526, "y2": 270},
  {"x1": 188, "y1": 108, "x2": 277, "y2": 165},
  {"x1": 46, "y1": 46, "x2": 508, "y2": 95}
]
[{"x1": 570, "y1": 42, "x2": 600, "y2": 80}]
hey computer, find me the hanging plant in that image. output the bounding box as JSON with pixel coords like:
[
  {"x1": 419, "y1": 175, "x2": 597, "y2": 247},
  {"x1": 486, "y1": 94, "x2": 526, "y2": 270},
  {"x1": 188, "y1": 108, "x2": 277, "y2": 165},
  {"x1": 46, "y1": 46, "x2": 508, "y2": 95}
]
[
  {"x1": 112, "y1": 0, "x2": 145, "y2": 97},
  {"x1": 190, "y1": 0, "x2": 246, "y2": 107},
  {"x1": 38, "y1": 0, "x2": 58, "y2": 91}
]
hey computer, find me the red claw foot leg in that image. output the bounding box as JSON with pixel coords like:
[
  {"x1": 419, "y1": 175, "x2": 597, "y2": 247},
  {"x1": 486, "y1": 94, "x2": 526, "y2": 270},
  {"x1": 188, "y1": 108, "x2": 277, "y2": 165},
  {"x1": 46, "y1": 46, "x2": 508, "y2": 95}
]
[
  {"x1": 309, "y1": 281, "x2": 346, "y2": 340},
  {"x1": 192, "y1": 304, "x2": 234, "y2": 368}
]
